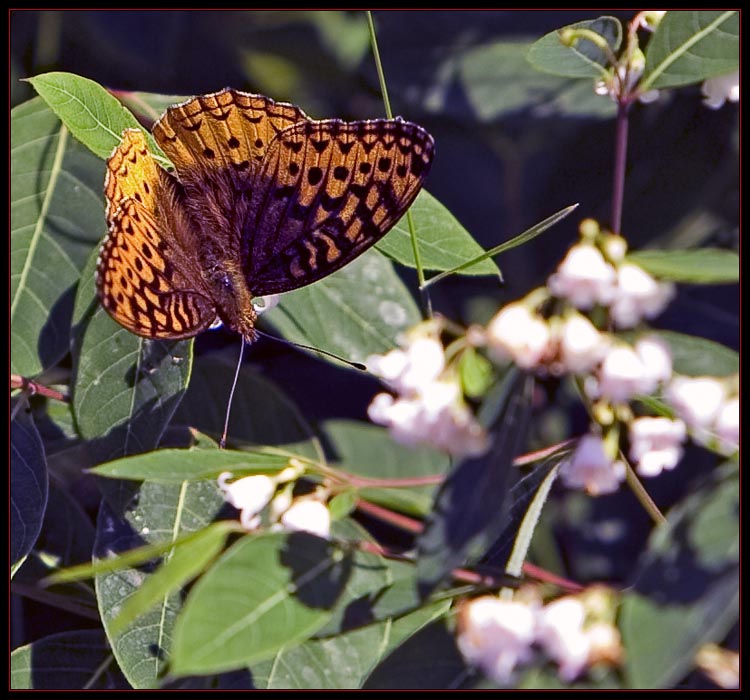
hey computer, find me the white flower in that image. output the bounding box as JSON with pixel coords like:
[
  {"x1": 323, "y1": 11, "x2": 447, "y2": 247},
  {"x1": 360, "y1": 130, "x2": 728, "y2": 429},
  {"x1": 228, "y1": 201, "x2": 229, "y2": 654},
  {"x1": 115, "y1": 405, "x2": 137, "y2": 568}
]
[
  {"x1": 714, "y1": 397, "x2": 739, "y2": 455},
  {"x1": 368, "y1": 381, "x2": 488, "y2": 458},
  {"x1": 457, "y1": 597, "x2": 537, "y2": 684},
  {"x1": 594, "y1": 80, "x2": 610, "y2": 96},
  {"x1": 638, "y1": 89, "x2": 660, "y2": 104},
  {"x1": 535, "y1": 597, "x2": 591, "y2": 682},
  {"x1": 559, "y1": 434, "x2": 626, "y2": 495},
  {"x1": 590, "y1": 336, "x2": 671, "y2": 403},
  {"x1": 548, "y1": 244, "x2": 617, "y2": 309},
  {"x1": 629, "y1": 417, "x2": 686, "y2": 477},
  {"x1": 585, "y1": 621, "x2": 623, "y2": 667},
  {"x1": 601, "y1": 235, "x2": 628, "y2": 263},
  {"x1": 695, "y1": 644, "x2": 740, "y2": 689},
  {"x1": 596, "y1": 345, "x2": 657, "y2": 403},
  {"x1": 559, "y1": 314, "x2": 610, "y2": 374},
  {"x1": 634, "y1": 336, "x2": 673, "y2": 386},
  {"x1": 218, "y1": 472, "x2": 276, "y2": 530},
  {"x1": 609, "y1": 263, "x2": 674, "y2": 328},
  {"x1": 665, "y1": 376, "x2": 726, "y2": 433},
  {"x1": 702, "y1": 70, "x2": 739, "y2": 109},
  {"x1": 252, "y1": 294, "x2": 281, "y2": 314},
  {"x1": 486, "y1": 303, "x2": 551, "y2": 369},
  {"x1": 280, "y1": 500, "x2": 331, "y2": 539},
  {"x1": 366, "y1": 336, "x2": 445, "y2": 394}
]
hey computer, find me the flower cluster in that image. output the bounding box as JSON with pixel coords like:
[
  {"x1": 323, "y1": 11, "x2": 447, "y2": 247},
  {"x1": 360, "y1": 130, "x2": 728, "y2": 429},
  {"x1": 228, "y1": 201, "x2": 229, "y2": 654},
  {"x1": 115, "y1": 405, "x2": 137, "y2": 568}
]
[
  {"x1": 365, "y1": 219, "x2": 735, "y2": 495},
  {"x1": 666, "y1": 376, "x2": 739, "y2": 454},
  {"x1": 547, "y1": 237, "x2": 674, "y2": 330},
  {"x1": 561, "y1": 373, "x2": 738, "y2": 497},
  {"x1": 218, "y1": 465, "x2": 331, "y2": 538},
  {"x1": 483, "y1": 220, "x2": 737, "y2": 496},
  {"x1": 366, "y1": 329, "x2": 488, "y2": 458},
  {"x1": 457, "y1": 587, "x2": 622, "y2": 684}
]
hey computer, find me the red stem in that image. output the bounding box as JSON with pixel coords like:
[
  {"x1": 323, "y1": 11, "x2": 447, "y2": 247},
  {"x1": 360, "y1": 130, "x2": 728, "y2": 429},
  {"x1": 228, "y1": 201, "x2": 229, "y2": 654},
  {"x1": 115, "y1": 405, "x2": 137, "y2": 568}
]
[
  {"x1": 10, "y1": 374, "x2": 68, "y2": 402},
  {"x1": 610, "y1": 99, "x2": 631, "y2": 234}
]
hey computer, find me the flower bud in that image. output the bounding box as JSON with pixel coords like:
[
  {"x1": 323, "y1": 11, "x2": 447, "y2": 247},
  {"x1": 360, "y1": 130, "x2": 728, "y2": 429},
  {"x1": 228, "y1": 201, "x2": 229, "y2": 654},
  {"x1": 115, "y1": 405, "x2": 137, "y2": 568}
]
[
  {"x1": 218, "y1": 472, "x2": 276, "y2": 531},
  {"x1": 280, "y1": 499, "x2": 331, "y2": 539}
]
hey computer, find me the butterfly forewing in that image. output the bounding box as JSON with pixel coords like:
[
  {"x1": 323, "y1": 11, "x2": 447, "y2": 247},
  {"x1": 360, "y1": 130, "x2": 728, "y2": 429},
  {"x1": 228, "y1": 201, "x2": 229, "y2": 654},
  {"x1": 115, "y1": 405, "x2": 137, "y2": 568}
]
[
  {"x1": 152, "y1": 88, "x2": 309, "y2": 178},
  {"x1": 97, "y1": 129, "x2": 217, "y2": 339},
  {"x1": 243, "y1": 118, "x2": 435, "y2": 295}
]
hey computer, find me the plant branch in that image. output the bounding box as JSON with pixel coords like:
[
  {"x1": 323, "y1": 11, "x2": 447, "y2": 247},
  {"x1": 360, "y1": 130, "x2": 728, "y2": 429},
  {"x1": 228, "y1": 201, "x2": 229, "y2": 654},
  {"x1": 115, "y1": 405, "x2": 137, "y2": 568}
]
[{"x1": 610, "y1": 100, "x2": 630, "y2": 234}]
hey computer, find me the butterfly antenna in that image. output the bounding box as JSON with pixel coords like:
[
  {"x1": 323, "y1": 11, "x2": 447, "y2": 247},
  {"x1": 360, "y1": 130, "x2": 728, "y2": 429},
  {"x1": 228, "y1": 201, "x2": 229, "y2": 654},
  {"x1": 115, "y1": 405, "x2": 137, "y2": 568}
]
[
  {"x1": 220, "y1": 339, "x2": 246, "y2": 449},
  {"x1": 254, "y1": 329, "x2": 366, "y2": 370}
]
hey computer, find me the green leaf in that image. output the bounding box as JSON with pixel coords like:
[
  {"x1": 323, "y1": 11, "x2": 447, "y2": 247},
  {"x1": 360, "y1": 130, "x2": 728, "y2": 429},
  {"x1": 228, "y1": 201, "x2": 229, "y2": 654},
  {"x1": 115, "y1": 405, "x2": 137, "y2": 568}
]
[
  {"x1": 424, "y1": 204, "x2": 578, "y2": 287},
  {"x1": 328, "y1": 490, "x2": 358, "y2": 520},
  {"x1": 91, "y1": 447, "x2": 291, "y2": 482},
  {"x1": 642, "y1": 11, "x2": 739, "y2": 90},
  {"x1": 169, "y1": 532, "x2": 350, "y2": 676},
  {"x1": 621, "y1": 461, "x2": 739, "y2": 688},
  {"x1": 626, "y1": 248, "x2": 739, "y2": 284},
  {"x1": 11, "y1": 401, "x2": 48, "y2": 569},
  {"x1": 312, "y1": 519, "x2": 391, "y2": 638},
  {"x1": 11, "y1": 629, "x2": 128, "y2": 689},
  {"x1": 253, "y1": 520, "x2": 392, "y2": 688},
  {"x1": 323, "y1": 419, "x2": 449, "y2": 518},
  {"x1": 259, "y1": 620, "x2": 389, "y2": 689},
  {"x1": 366, "y1": 560, "x2": 425, "y2": 623},
  {"x1": 95, "y1": 478, "x2": 227, "y2": 689},
  {"x1": 109, "y1": 522, "x2": 234, "y2": 637},
  {"x1": 359, "y1": 557, "x2": 453, "y2": 640},
  {"x1": 364, "y1": 619, "x2": 466, "y2": 689},
  {"x1": 459, "y1": 347, "x2": 494, "y2": 398},
  {"x1": 265, "y1": 248, "x2": 421, "y2": 364},
  {"x1": 174, "y1": 355, "x2": 322, "y2": 460},
  {"x1": 382, "y1": 596, "x2": 453, "y2": 659},
  {"x1": 11, "y1": 97, "x2": 105, "y2": 376},
  {"x1": 71, "y1": 249, "x2": 193, "y2": 461},
  {"x1": 648, "y1": 330, "x2": 738, "y2": 377},
  {"x1": 26, "y1": 71, "x2": 164, "y2": 161},
  {"x1": 527, "y1": 17, "x2": 622, "y2": 78},
  {"x1": 458, "y1": 40, "x2": 616, "y2": 121},
  {"x1": 480, "y1": 459, "x2": 561, "y2": 575},
  {"x1": 377, "y1": 190, "x2": 500, "y2": 278},
  {"x1": 304, "y1": 10, "x2": 370, "y2": 70}
]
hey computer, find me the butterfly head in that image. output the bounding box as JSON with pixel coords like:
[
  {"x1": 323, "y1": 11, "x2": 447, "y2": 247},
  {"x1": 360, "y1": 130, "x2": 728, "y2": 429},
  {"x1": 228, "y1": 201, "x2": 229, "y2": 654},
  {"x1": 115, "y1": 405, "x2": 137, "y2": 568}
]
[{"x1": 206, "y1": 263, "x2": 258, "y2": 341}]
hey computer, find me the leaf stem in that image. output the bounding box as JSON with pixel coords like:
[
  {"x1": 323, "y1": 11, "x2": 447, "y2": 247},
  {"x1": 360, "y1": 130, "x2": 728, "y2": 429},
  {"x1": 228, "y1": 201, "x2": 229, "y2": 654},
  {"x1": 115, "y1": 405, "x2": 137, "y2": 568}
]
[
  {"x1": 11, "y1": 374, "x2": 69, "y2": 402},
  {"x1": 623, "y1": 457, "x2": 667, "y2": 525}
]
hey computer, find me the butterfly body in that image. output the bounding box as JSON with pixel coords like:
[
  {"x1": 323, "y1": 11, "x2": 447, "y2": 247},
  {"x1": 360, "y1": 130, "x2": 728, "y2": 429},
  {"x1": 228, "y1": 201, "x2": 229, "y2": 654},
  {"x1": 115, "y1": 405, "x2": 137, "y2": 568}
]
[{"x1": 96, "y1": 88, "x2": 434, "y2": 341}]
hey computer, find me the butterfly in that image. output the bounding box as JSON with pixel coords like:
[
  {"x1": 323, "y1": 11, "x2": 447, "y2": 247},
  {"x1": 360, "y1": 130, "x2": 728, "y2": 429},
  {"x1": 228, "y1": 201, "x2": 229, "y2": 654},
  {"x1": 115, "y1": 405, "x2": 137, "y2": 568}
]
[{"x1": 96, "y1": 88, "x2": 434, "y2": 342}]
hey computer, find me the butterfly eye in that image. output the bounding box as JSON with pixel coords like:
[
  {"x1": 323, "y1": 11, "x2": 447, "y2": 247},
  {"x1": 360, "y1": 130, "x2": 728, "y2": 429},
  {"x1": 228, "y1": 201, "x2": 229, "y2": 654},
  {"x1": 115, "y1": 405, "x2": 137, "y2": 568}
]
[
  {"x1": 209, "y1": 269, "x2": 235, "y2": 293},
  {"x1": 220, "y1": 275, "x2": 234, "y2": 292}
]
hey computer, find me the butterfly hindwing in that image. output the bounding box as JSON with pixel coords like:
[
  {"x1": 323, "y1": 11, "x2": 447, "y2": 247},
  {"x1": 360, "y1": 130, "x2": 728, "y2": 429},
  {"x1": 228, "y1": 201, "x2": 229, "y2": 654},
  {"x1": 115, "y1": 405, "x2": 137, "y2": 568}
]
[
  {"x1": 97, "y1": 130, "x2": 217, "y2": 339},
  {"x1": 243, "y1": 118, "x2": 435, "y2": 295}
]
